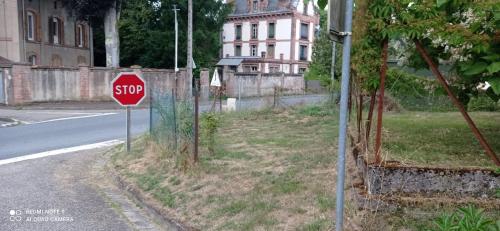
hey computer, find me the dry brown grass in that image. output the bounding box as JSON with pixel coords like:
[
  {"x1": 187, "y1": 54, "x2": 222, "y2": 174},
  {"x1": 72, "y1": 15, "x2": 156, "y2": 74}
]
[{"x1": 112, "y1": 105, "x2": 339, "y2": 230}]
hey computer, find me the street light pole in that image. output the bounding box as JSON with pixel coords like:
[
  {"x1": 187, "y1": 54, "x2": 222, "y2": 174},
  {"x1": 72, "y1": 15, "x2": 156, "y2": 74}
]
[
  {"x1": 335, "y1": 0, "x2": 355, "y2": 230},
  {"x1": 173, "y1": 5, "x2": 179, "y2": 72},
  {"x1": 187, "y1": 0, "x2": 193, "y2": 96}
]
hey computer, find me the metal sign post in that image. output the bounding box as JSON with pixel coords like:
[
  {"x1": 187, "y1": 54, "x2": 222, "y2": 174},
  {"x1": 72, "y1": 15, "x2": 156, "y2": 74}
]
[
  {"x1": 331, "y1": 0, "x2": 355, "y2": 230},
  {"x1": 126, "y1": 106, "x2": 131, "y2": 152},
  {"x1": 111, "y1": 72, "x2": 146, "y2": 153}
]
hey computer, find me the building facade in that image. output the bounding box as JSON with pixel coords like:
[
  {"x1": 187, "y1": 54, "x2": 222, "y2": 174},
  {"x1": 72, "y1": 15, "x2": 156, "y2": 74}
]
[
  {"x1": 220, "y1": 0, "x2": 318, "y2": 74},
  {"x1": 0, "y1": 0, "x2": 92, "y2": 67}
]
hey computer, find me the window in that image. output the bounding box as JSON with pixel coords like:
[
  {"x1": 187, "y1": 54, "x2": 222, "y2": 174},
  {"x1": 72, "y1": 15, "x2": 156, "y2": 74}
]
[
  {"x1": 28, "y1": 55, "x2": 37, "y2": 65},
  {"x1": 251, "y1": 23, "x2": 258, "y2": 39},
  {"x1": 250, "y1": 45, "x2": 258, "y2": 56},
  {"x1": 251, "y1": 66, "x2": 258, "y2": 72},
  {"x1": 51, "y1": 54, "x2": 62, "y2": 67},
  {"x1": 77, "y1": 56, "x2": 87, "y2": 65},
  {"x1": 235, "y1": 24, "x2": 242, "y2": 40},
  {"x1": 269, "y1": 66, "x2": 280, "y2": 73},
  {"x1": 49, "y1": 17, "x2": 63, "y2": 45},
  {"x1": 299, "y1": 67, "x2": 307, "y2": 74},
  {"x1": 300, "y1": 23, "x2": 309, "y2": 40},
  {"x1": 299, "y1": 45, "x2": 308, "y2": 61},
  {"x1": 235, "y1": 45, "x2": 242, "y2": 56},
  {"x1": 27, "y1": 12, "x2": 35, "y2": 41},
  {"x1": 303, "y1": 2, "x2": 308, "y2": 15},
  {"x1": 252, "y1": 0, "x2": 258, "y2": 12},
  {"x1": 54, "y1": 1, "x2": 57, "y2": 9},
  {"x1": 268, "y1": 22, "x2": 275, "y2": 39},
  {"x1": 76, "y1": 24, "x2": 84, "y2": 47},
  {"x1": 267, "y1": 44, "x2": 275, "y2": 59}
]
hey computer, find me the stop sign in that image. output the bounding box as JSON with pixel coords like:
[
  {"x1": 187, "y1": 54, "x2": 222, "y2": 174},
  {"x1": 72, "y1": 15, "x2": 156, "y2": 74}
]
[{"x1": 112, "y1": 72, "x2": 146, "y2": 106}]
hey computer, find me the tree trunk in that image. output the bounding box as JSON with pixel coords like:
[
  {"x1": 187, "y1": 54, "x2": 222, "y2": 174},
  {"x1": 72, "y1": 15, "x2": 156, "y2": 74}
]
[{"x1": 104, "y1": 1, "x2": 120, "y2": 68}]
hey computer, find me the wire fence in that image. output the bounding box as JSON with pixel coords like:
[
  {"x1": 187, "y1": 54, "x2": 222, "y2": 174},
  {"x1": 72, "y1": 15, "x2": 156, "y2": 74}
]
[{"x1": 150, "y1": 88, "x2": 194, "y2": 166}]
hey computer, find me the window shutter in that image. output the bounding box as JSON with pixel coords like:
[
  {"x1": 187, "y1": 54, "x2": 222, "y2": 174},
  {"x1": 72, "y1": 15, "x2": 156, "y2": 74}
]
[
  {"x1": 59, "y1": 19, "x2": 64, "y2": 45},
  {"x1": 36, "y1": 13, "x2": 41, "y2": 42},
  {"x1": 48, "y1": 17, "x2": 54, "y2": 44},
  {"x1": 74, "y1": 24, "x2": 78, "y2": 47},
  {"x1": 83, "y1": 25, "x2": 88, "y2": 48}
]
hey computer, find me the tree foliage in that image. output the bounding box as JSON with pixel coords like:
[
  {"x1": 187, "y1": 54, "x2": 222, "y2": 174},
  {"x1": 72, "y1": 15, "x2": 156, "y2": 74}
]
[
  {"x1": 119, "y1": 0, "x2": 231, "y2": 69},
  {"x1": 61, "y1": 0, "x2": 118, "y2": 19},
  {"x1": 318, "y1": 0, "x2": 500, "y2": 103},
  {"x1": 306, "y1": 10, "x2": 342, "y2": 88}
]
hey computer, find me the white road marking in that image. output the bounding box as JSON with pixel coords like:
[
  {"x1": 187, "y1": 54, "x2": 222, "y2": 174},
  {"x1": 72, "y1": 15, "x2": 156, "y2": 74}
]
[
  {"x1": 26, "y1": 113, "x2": 117, "y2": 125},
  {"x1": 26, "y1": 111, "x2": 114, "y2": 115},
  {"x1": 0, "y1": 140, "x2": 124, "y2": 166}
]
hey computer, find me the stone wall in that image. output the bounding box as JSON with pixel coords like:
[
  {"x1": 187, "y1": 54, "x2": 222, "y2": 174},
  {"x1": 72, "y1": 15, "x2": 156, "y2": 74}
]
[
  {"x1": 206, "y1": 70, "x2": 305, "y2": 98},
  {"x1": 355, "y1": 154, "x2": 500, "y2": 198},
  {"x1": 4, "y1": 64, "x2": 190, "y2": 105}
]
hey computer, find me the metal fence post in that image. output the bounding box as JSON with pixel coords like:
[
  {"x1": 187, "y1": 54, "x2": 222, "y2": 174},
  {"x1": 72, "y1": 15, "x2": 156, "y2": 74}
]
[
  {"x1": 194, "y1": 79, "x2": 199, "y2": 163},
  {"x1": 149, "y1": 88, "x2": 153, "y2": 134},
  {"x1": 172, "y1": 88, "x2": 178, "y2": 153}
]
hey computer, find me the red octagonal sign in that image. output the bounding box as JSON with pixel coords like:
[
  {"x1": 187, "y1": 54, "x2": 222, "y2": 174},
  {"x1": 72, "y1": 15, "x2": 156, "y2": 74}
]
[{"x1": 112, "y1": 72, "x2": 146, "y2": 106}]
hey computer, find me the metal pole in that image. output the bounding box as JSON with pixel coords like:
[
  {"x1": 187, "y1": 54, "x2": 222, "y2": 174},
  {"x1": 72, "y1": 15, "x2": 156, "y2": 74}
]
[
  {"x1": 194, "y1": 79, "x2": 199, "y2": 162},
  {"x1": 126, "y1": 106, "x2": 131, "y2": 152},
  {"x1": 335, "y1": 0, "x2": 354, "y2": 229},
  {"x1": 331, "y1": 41, "x2": 337, "y2": 100},
  {"x1": 172, "y1": 88, "x2": 178, "y2": 153},
  {"x1": 187, "y1": 0, "x2": 193, "y2": 97},
  {"x1": 149, "y1": 88, "x2": 153, "y2": 134},
  {"x1": 173, "y1": 5, "x2": 179, "y2": 72},
  {"x1": 238, "y1": 75, "x2": 241, "y2": 110},
  {"x1": 414, "y1": 40, "x2": 500, "y2": 166}
]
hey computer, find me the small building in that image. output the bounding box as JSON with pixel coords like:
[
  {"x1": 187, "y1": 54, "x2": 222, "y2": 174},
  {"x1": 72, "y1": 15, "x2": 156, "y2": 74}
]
[
  {"x1": 0, "y1": 0, "x2": 92, "y2": 67},
  {"x1": 220, "y1": 0, "x2": 319, "y2": 74}
]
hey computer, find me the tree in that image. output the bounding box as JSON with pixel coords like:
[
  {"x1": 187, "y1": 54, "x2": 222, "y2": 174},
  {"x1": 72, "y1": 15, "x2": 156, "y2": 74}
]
[
  {"x1": 62, "y1": 0, "x2": 121, "y2": 67},
  {"x1": 118, "y1": 0, "x2": 230, "y2": 69},
  {"x1": 306, "y1": 10, "x2": 341, "y2": 88}
]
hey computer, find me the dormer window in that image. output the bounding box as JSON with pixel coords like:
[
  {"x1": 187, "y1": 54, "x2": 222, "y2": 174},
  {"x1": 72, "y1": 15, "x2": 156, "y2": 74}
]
[{"x1": 252, "y1": 0, "x2": 258, "y2": 12}]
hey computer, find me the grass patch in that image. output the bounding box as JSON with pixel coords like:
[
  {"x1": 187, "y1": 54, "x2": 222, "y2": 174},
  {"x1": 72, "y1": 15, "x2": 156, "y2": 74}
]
[
  {"x1": 380, "y1": 112, "x2": 500, "y2": 169},
  {"x1": 111, "y1": 103, "x2": 338, "y2": 230}
]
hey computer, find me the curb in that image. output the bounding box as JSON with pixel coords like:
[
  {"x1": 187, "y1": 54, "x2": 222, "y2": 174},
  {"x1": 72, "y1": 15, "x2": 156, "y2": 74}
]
[{"x1": 110, "y1": 169, "x2": 198, "y2": 231}]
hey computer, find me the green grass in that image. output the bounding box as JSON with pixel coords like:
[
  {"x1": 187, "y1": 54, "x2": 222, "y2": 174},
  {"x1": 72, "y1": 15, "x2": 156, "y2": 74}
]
[{"x1": 381, "y1": 112, "x2": 500, "y2": 169}]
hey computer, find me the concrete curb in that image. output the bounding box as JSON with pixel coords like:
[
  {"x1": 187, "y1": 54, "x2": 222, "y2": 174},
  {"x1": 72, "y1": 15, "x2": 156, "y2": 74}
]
[{"x1": 110, "y1": 169, "x2": 198, "y2": 231}]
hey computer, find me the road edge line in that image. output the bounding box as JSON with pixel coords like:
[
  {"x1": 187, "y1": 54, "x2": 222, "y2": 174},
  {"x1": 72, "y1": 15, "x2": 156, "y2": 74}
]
[{"x1": 0, "y1": 140, "x2": 124, "y2": 166}]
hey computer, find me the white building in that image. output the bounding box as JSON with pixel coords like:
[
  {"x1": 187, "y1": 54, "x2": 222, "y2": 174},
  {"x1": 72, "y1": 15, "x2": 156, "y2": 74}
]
[{"x1": 218, "y1": 0, "x2": 319, "y2": 74}]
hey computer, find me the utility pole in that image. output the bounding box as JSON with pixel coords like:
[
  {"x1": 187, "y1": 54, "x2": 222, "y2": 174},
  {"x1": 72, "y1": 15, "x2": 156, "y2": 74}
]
[
  {"x1": 173, "y1": 5, "x2": 180, "y2": 72},
  {"x1": 335, "y1": 0, "x2": 355, "y2": 230},
  {"x1": 187, "y1": 0, "x2": 193, "y2": 96}
]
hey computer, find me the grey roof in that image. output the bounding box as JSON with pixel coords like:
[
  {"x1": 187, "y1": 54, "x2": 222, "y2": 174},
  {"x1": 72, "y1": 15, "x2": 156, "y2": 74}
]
[
  {"x1": 231, "y1": 0, "x2": 293, "y2": 15},
  {"x1": 0, "y1": 56, "x2": 14, "y2": 67},
  {"x1": 216, "y1": 58, "x2": 244, "y2": 66}
]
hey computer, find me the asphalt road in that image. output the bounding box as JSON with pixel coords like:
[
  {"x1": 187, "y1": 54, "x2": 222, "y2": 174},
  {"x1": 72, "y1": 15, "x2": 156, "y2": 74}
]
[
  {"x1": 0, "y1": 94, "x2": 327, "y2": 160},
  {"x1": 0, "y1": 148, "x2": 161, "y2": 231}
]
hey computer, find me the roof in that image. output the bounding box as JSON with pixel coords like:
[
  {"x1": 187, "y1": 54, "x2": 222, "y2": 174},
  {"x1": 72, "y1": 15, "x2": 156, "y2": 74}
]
[
  {"x1": 0, "y1": 56, "x2": 15, "y2": 67},
  {"x1": 216, "y1": 58, "x2": 244, "y2": 66},
  {"x1": 230, "y1": 0, "x2": 294, "y2": 15}
]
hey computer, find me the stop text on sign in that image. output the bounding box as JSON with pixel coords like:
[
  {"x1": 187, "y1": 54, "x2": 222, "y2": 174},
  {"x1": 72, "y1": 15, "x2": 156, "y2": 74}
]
[
  {"x1": 111, "y1": 72, "x2": 146, "y2": 106},
  {"x1": 114, "y1": 85, "x2": 144, "y2": 95}
]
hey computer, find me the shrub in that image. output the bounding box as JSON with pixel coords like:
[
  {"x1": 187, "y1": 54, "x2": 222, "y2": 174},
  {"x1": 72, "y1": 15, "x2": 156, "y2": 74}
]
[
  {"x1": 201, "y1": 113, "x2": 220, "y2": 155},
  {"x1": 431, "y1": 205, "x2": 499, "y2": 231}
]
